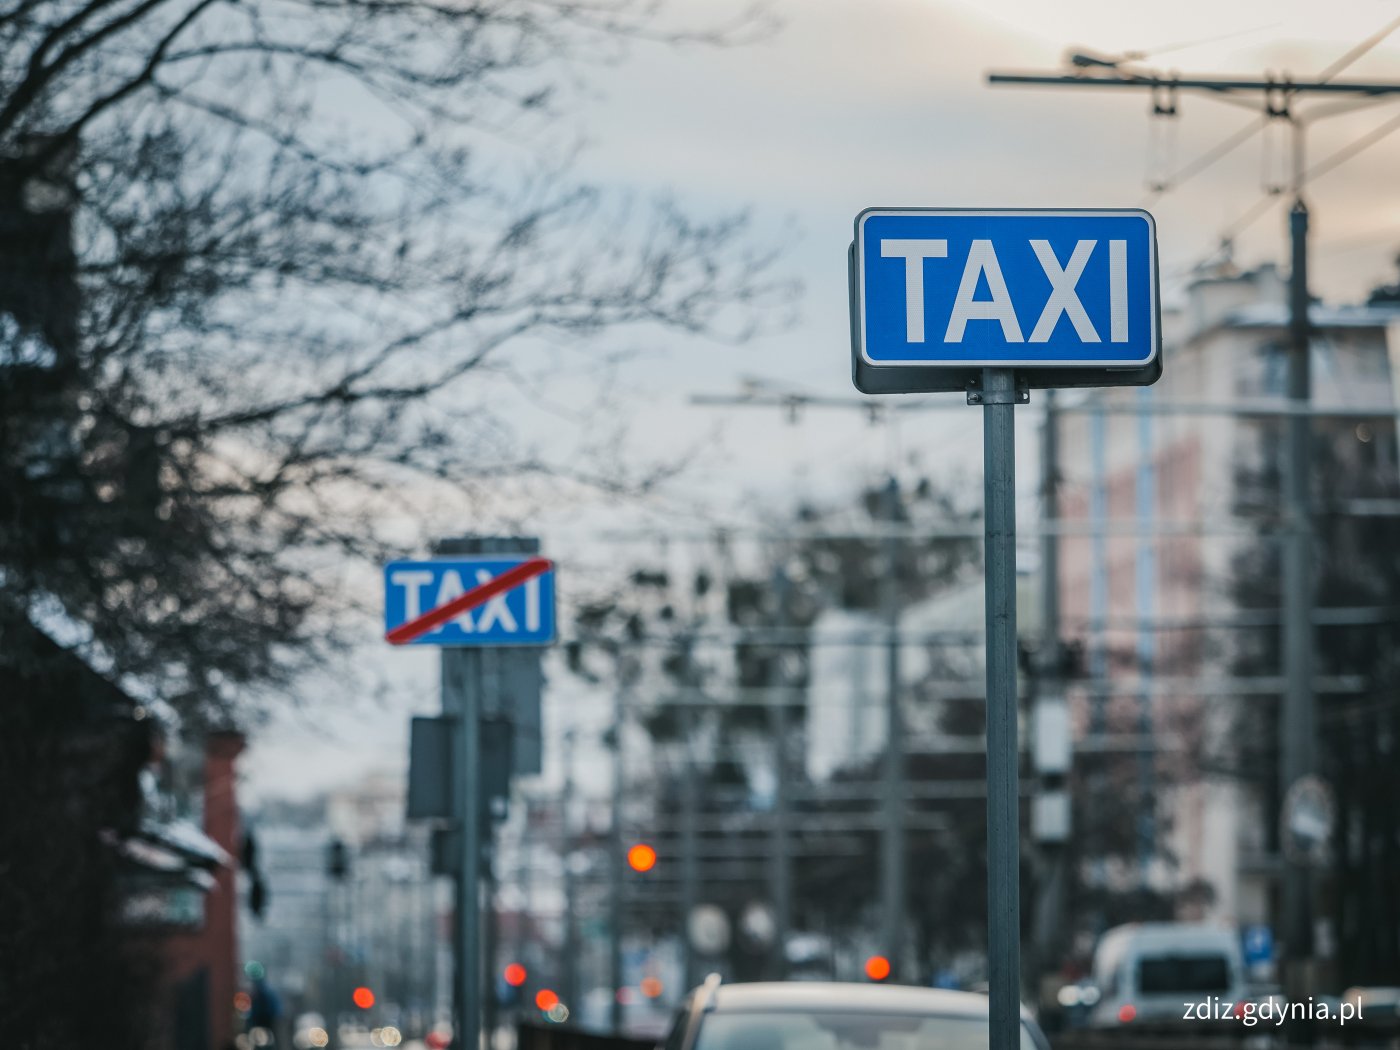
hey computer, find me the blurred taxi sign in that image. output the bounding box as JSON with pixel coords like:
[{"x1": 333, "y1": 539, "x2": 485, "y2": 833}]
[
  {"x1": 850, "y1": 208, "x2": 1160, "y2": 393},
  {"x1": 384, "y1": 556, "x2": 555, "y2": 646}
]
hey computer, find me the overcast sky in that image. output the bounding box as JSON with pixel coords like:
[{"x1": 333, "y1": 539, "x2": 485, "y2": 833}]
[{"x1": 241, "y1": 0, "x2": 1400, "y2": 806}]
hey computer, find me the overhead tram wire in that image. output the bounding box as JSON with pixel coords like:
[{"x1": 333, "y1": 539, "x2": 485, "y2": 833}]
[
  {"x1": 988, "y1": 23, "x2": 1400, "y2": 997},
  {"x1": 1201, "y1": 105, "x2": 1400, "y2": 257},
  {"x1": 1305, "y1": 108, "x2": 1400, "y2": 181},
  {"x1": 1140, "y1": 114, "x2": 1268, "y2": 206},
  {"x1": 1169, "y1": 14, "x2": 1400, "y2": 261},
  {"x1": 1316, "y1": 13, "x2": 1400, "y2": 84},
  {"x1": 1098, "y1": 16, "x2": 1400, "y2": 267}
]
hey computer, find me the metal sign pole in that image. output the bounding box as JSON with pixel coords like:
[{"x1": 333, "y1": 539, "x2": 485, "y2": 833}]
[
  {"x1": 851, "y1": 205, "x2": 1158, "y2": 1049},
  {"x1": 979, "y1": 368, "x2": 1022, "y2": 1050},
  {"x1": 392, "y1": 536, "x2": 554, "y2": 1050},
  {"x1": 443, "y1": 647, "x2": 482, "y2": 1050},
  {"x1": 432, "y1": 536, "x2": 489, "y2": 1050}
]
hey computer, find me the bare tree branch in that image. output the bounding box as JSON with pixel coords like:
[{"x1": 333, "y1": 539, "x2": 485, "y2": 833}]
[{"x1": 0, "y1": 0, "x2": 788, "y2": 723}]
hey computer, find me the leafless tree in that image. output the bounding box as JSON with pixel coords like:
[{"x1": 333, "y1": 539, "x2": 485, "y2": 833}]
[{"x1": 0, "y1": 0, "x2": 787, "y2": 722}]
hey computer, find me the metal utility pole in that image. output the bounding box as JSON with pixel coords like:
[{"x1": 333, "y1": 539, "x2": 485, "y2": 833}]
[
  {"x1": 561, "y1": 729, "x2": 581, "y2": 1012},
  {"x1": 768, "y1": 563, "x2": 792, "y2": 979},
  {"x1": 482, "y1": 855, "x2": 499, "y2": 1042},
  {"x1": 438, "y1": 536, "x2": 486, "y2": 1050},
  {"x1": 679, "y1": 634, "x2": 701, "y2": 990},
  {"x1": 878, "y1": 477, "x2": 908, "y2": 979},
  {"x1": 1135, "y1": 385, "x2": 1158, "y2": 877},
  {"x1": 1031, "y1": 391, "x2": 1070, "y2": 1003},
  {"x1": 608, "y1": 677, "x2": 626, "y2": 1034},
  {"x1": 979, "y1": 369, "x2": 1022, "y2": 1050},
  {"x1": 1281, "y1": 196, "x2": 1316, "y2": 965},
  {"x1": 987, "y1": 57, "x2": 1400, "y2": 999},
  {"x1": 325, "y1": 838, "x2": 349, "y2": 1049},
  {"x1": 435, "y1": 534, "x2": 541, "y2": 1050},
  {"x1": 442, "y1": 648, "x2": 482, "y2": 1050}
]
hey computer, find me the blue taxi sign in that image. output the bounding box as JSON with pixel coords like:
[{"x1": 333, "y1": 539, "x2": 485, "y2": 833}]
[{"x1": 851, "y1": 208, "x2": 1160, "y2": 393}]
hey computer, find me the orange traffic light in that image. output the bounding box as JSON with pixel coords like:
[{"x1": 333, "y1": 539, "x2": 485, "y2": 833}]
[
  {"x1": 864, "y1": 955, "x2": 891, "y2": 981},
  {"x1": 504, "y1": 963, "x2": 527, "y2": 987},
  {"x1": 535, "y1": 988, "x2": 560, "y2": 1011},
  {"x1": 627, "y1": 843, "x2": 657, "y2": 873},
  {"x1": 640, "y1": 976, "x2": 664, "y2": 999},
  {"x1": 353, "y1": 986, "x2": 376, "y2": 1009}
]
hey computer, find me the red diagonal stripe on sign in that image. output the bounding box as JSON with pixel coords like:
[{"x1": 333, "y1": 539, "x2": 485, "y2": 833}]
[{"x1": 386, "y1": 556, "x2": 553, "y2": 645}]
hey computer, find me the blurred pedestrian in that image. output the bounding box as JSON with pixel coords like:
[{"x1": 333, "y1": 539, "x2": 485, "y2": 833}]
[{"x1": 249, "y1": 976, "x2": 283, "y2": 1046}]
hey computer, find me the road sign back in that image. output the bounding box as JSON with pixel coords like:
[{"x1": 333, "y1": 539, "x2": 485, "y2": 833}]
[
  {"x1": 851, "y1": 208, "x2": 1161, "y2": 393},
  {"x1": 384, "y1": 556, "x2": 557, "y2": 646}
]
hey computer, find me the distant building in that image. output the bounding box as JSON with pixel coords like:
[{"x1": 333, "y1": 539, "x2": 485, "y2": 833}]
[
  {"x1": 1054, "y1": 262, "x2": 1400, "y2": 943},
  {"x1": 141, "y1": 728, "x2": 248, "y2": 1050},
  {"x1": 0, "y1": 616, "x2": 247, "y2": 1050},
  {"x1": 240, "y1": 774, "x2": 445, "y2": 1036},
  {"x1": 804, "y1": 570, "x2": 1035, "y2": 784}
]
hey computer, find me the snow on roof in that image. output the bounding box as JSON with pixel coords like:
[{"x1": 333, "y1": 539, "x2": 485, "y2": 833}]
[{"x1": 139, "y1": 815, "x2": 234, "y2": 869}]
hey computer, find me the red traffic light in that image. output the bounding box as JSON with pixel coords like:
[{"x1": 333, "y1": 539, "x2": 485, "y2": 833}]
[
  {"x1": 535, "y1": 988, "x2": 560, "y2": 1011},
  {"x1": 627, "y1": 843, "x2": 657, "y2": 873},
  {"x1": 353, "y1": 986, "x2": 376, "y2": 1009},
  {"x1": 864, "y1": 955, "x2": 891, "y2": 981},
  {"x1": 504, "y1": 963, "x2": 527, "y2": 988}
]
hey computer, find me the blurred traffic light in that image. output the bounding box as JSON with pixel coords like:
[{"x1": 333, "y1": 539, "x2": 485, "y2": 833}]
[
  {"x1": 535, "y1": 989, "x2": 559, "y2": 1011},
  {"x1": 504, "y1": 963, "x2": 527, "y2": 987},
  {"x1": 627, "y1": 843, "x2": 657, "y2": 872},
  {"x1": 640, "y1": 977, "x2": 664, "y2": 999},
  {"x1": 326, "y1": 838, "x2": 349, "y2": 880},
  {"x1": 864, "y1": 955, "x2": 891, "y2": 981},
  {"x1": 352, "y1": 986, "x2": 375, "y2": 1009},
  {"x1": 248, "y1": 874, "x2": 268, "y2": 919}
]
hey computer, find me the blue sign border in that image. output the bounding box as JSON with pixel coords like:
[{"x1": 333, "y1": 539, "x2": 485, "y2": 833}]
[
  {"x1": 854, "y1": 208, "x2": 1158, "y2": 369},
  {"x1": 383, "y1": 556, "x2": 557, "y2": 648},
  {"x1": 849, "y1": 207, "x2": 1162, "y2": 394}
]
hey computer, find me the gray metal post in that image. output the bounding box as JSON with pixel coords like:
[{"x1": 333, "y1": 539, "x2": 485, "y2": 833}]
[
  {"x1": 609, "y1": 680, "x2": 625, "y2": 1033},
  {"x1": 879, "y1": 476, "x2": 907, "y2": 978},
  {"x1": 442, "y1": 645, "x2": 482, "y2": 1050},
  {"x1": 768, "y1": 564, "x2": 792, "y2": 979},
  {"x1": 680, "y1": 634, "x2": 700, "y2": 990},
  {"x1": 1031, "y1": 390, "x2": 1065, "y2": 997},
  {"x1": 437, "y1": 534, "x2": 539, "y2": 1050},
  {"x1": 980, "y1": 369, "x2": 1022, "y2": 1050},
  {"x1": 1088, "y1": 405, "x2": 1108, "y2": 733},
  {"x1": 562, "y1": 729, "x2": 580, "y2": 1011},
  {"x1": 1135, "y1": 386, "x2": 1158, "y2": 876},
  {"x1": 328, "y1": 875, "x2": 343, "y2": 1048},
  {"x1": 1281, "y1": 197, "x2": 1316, "y2": 965},
  {"x1": 482, "y1": 847, "x2": 499, "y2": 1041}
]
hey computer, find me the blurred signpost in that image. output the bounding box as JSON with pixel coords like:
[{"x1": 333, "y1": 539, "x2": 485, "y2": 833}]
[
  {"x1": 384, "y1": 556, "x2": 556, "y2": 646},
  {"x1": 1243, "y1": 925, "x2": 1275, "y2": 970},
  {"x1": 850, "y1": 208, "x2": 1160, "y2": 1050},
  {"x1": 386, "y1": 542, "x2": 556, "y2": 1050}
]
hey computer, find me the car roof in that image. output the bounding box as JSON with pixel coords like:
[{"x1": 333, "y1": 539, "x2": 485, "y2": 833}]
[
  {"x1": 1098, "y1": 923, "x2": 1240, "y2": 950},
  {"x1": 708, "y1": 982, "x2": 1011, "y2": 1019}
]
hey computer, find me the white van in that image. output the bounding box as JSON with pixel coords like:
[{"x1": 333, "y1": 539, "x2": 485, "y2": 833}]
[{"x1": 1087, "y1": 923, "x2": 1249, "y2": 1028}]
